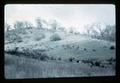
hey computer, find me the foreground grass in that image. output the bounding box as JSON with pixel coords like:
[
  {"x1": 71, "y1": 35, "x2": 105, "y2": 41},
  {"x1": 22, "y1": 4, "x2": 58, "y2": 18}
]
[{"x1": 5, "y1": 54, "x2": 115, "y2": 79}]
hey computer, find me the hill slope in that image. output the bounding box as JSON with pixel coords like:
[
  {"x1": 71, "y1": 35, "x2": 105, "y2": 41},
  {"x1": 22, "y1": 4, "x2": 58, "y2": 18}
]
[{"x1": 5, "y1": 28, "x2": 116, "y2": 78}]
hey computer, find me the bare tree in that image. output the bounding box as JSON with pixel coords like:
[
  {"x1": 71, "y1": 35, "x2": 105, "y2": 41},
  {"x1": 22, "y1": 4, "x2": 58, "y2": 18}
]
[
  {"x1": 103, "y1": 25, "x2": 115, "y2": 41},
  {"x1": 50, "y1": 20, "x2": 59, "y2": 32},
  {"x1": 85, "y1": 23, "x2": 115, "y2": 41},
  {"x1": 5, "y1": 23, "x2": 11, "y2": 32},
  {"x1": 69, "y1": 27, "x2": 74, "y2": 33},
  {"x1": 24, "y1": 21, "x2": 33, "y2": 29},
  {"x1": 36, "y1": 17, "x2": 43, "y2": 29},
  {"x1": 14, "y1": 21, "x2": 25, "y2": 29},
  {"x1": 85, "y1": 25, "x2": 91, "y2": 35},
  {"x1": 13, "y1": 21, "x2": 27, "y2": 34}
]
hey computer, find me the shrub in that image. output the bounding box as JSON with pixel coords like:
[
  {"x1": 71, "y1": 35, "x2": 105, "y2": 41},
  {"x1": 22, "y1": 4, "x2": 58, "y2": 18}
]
[
  {"x1": 92, "y1": 49, "x2": 96, "y2": 51},
  {"x1": 5, "y1": 47, "x2": 50, "y2": 61},
  {"x1": 69, "y1": 57, "x2": 75, "y2": 62},
  {"x1": 58, "y1": 57, "x2": 61, "y2": 60},
  {"x1": 39, "y1": 54, "x2": 49, "y2": 61},
  {"x1": 25, "y1": 49, "x2": 49, "y2": 61},
  {"x1": 76, "y1": 60, "x2": 80, "y2": 63},
  {"x1": 5, "y1": 31, "x2": 23, "y2": 43},
  {"x1": 94, "y1": 61, "x2": 101, "y2": 67},
  {"x1": 84, "y1": 48, "x2": 87, "y2": 51},
  {"x1": 50, "y1": 33, "x2": 61, "y2": 41},
  {"x1": 5, "y1": 47, "x2": 19, "y2": 55},
  {"x1": 110, "y1": 45, "x2": 115, "y2": 50},
  {"x1": 50, "y1": 57, "x2": 56, "y2": 60},
  {"x1": 34, "y1": 34, "x2": 45, "y2": 41},
  {"x1": 107, "y1": 57, "x2": 115, "y2": 63}
]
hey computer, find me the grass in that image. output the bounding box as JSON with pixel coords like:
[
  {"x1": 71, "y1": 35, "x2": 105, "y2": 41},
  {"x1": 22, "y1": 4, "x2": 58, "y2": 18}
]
[
  {"x1": 5, "y1": 53, "x2": 115, "y2": 79},
  {"x1": 4, "y1": 29, "x2": 116, "y2": 79}
]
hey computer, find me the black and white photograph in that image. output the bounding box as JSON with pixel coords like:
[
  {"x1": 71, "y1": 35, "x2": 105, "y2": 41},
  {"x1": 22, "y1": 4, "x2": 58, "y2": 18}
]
[{"x1": 4, "y1": 4, "x2": 116, "y2": 79}]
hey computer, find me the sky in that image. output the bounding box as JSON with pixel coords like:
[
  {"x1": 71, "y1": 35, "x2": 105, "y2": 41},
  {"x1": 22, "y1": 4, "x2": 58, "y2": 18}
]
[{"x1": 5, "y1": 4, "x2": 115, "y2": 33}]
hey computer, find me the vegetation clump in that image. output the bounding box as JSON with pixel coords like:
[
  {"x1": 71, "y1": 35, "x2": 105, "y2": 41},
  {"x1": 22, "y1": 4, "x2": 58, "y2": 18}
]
[{"x1": 50, "y1": 33, "x2": 61, "y2": 41}]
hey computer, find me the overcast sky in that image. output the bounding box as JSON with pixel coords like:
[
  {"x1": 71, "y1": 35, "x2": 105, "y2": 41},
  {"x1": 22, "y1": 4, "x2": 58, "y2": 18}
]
[{"x1": 5, "y1": 4, "x2": 115, "y2": 32}]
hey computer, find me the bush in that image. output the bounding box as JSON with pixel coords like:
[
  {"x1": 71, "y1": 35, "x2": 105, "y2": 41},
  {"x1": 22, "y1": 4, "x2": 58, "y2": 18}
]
[
  {"x1": 50, "y1": 33, "x2": 61, "y2": 41},
  {"x1": 107, "y1": 57, "x2": 115, "y2": 63},
  {"x1": 92, "y1": 49, "x2": 96, "y2": 51},
  {"x1": 50, "y1": 57, "x2": 56, "y2": 60},
  {"x1": 69, "y1": 57, "x2": 75, "y2": 62},
  {"x1": 110, "y1": 45, "x2": 115, "y2": 50},
  {"x1": 5, "y1": 31, "x2": 23, "y2": 43},
  {"x1": 84, "y1": 48, "x2": 87, "y2": 51},
  {"x1": 5, "y1": 47, "x2": 50, "y2": 61},
  {"x1": 5, "y1": 47, "x2": 18, "y2": 53},
  {"x1": 34, "y1": 34, "x2": 45, "y2": 41},
  {"x1": 39, "y1": 53, "x2": 49, "y2": 61},
  {"x1": 58, "y1": 57, "x2": 61, "y2": 60},
  {"x1": 24, "y1": 49, "x2": 48, "y2": 60},
  {"x1": 94, "y1": 61, "x2": 101, "y2": 67},
  {"x1": 76, "y1": 60, "x2": 80, "y2": 63}
]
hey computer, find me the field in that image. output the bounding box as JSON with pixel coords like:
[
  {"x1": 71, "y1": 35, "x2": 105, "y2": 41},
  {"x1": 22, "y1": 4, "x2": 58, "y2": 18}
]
[{"x1": 4, "y1": 28, "x2": 116, "y2": 79}]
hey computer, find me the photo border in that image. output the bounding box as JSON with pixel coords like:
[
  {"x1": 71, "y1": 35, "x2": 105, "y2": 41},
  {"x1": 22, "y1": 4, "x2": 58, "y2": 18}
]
[{"x1": 0, "y1": 0, "x2": 119, "y2": 82}]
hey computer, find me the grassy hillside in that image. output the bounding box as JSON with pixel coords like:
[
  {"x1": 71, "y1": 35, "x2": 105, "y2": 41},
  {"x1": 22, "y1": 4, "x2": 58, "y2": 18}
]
[{"x1": 4, "y1": 28, "x2": 116, "y2": 78}]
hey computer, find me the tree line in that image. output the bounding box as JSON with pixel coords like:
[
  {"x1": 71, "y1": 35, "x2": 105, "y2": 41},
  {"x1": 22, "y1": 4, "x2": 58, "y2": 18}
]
[{"x1": 5, "y1": 17, "x2": 115, "y2": 42}]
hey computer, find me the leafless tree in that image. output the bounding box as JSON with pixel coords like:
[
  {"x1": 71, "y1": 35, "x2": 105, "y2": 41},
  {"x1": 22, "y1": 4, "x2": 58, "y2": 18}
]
[{"x1": 35, "y1": 17, "x2": 43, "y2": 29}]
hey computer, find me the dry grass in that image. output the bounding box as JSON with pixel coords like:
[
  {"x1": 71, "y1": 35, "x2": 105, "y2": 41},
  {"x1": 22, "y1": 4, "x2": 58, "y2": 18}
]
[{"x1": 5, "y1": 54, "x2": 115, "y2": 79}]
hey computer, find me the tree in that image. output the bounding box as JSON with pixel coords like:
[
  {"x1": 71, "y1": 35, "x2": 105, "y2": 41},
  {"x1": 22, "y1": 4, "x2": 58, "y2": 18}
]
[
  {"x1": 14, "y1": 21, "x2": 25, "y2": 29},
  {"x1": 58, "y1": 27, "x2": 65, "y2": 32},
  {"x1": 85, "y1": 23, "x2": 105, "y2": 38},
  {"x1": 24, "y1": 21, "x2": 33, "y2": 29},
  {"x1": 5, "y1": 23, "x2": 11, "y2": 32},
  {"x1": 85, "y1": 25, "x2": 91, "y2": 35},
  {"x1": 50, "y1": 20, "x2": 58, "y2": 32},
  {"x1": 13, "y1": 21, "x2": 27, "y2": 34},
  {"x1": 36, "y1": 17, "x2": 43, "y2": 29},
  {"x1": 69, "y1": 27, "x2": 74, "y2": 33},
  {"x1": 5, "y1": 23, "x2": 11, "y2": 41},
  {"x1": 95, "y1": 23, "x2": 105, "y2": 37},
  {"x1": 103, "y1": 25, "x2": 115, "y2": 41},
  {"x1": 85, "y1": 23, "x2": 115, "y2": 41}
]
